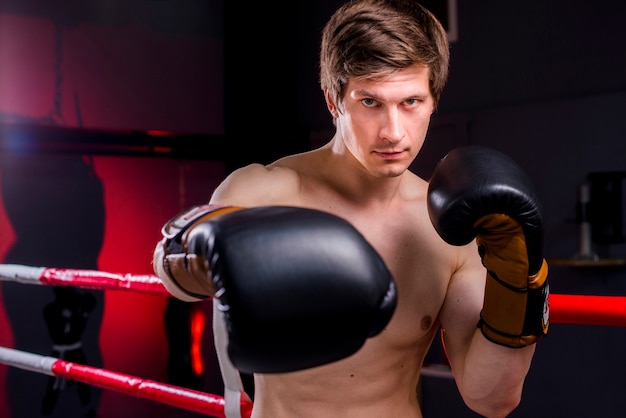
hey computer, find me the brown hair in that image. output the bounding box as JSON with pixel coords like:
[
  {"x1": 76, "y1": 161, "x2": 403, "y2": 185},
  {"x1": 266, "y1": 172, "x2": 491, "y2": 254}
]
[{"x1": 320, "y1": 0, "x2": 450, "y2": 110}]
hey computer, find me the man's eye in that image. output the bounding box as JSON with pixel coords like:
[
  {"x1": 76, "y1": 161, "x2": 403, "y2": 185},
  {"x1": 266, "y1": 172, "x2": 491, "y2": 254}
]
[
  {"x1": 361, "y1": 98, "x2": 376, "y2": 107},
  {"x1": 405, "y1": 98, "x2": 420, "y2": 106}
]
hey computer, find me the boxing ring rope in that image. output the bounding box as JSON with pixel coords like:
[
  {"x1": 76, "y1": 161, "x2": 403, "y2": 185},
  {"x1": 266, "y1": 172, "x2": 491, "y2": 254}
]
[
  {"x1": 3, "y1": 263, "x2": 626, "y2": 328},
  {"x1": 0, "y1": 264, "x2": 169, "y2": 296},
  {"x1": 0, "y1": 263, "x2": 252, "y2": 418},
  {"x1": 0, "y1": 346, "x2": 252, "y2": 418},
  {"x1": 549, "y1": 293, "x2": 626, "y2": 327},
  {"x1": 2, "y1": 262, "x2": 626, "y2": 413}
]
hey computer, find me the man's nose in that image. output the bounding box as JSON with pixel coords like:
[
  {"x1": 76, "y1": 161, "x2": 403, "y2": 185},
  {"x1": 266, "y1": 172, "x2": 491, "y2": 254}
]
[{"x1": 380, "y1": 108, "x2": 404, "y2": 142}]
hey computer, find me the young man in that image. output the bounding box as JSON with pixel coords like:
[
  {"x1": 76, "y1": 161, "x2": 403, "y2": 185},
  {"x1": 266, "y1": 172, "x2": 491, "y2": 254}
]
[{"x1": 154, "y1": 1, "x2": 549, "y2": 417}]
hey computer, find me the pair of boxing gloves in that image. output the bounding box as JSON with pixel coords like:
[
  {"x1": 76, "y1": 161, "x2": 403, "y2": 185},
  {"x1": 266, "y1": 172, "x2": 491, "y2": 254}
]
[{"x1": 152, "y1": 145, "x2": 549, "y2": 374}]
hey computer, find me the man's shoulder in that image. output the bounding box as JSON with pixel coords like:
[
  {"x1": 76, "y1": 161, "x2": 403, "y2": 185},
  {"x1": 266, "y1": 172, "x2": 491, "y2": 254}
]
[
  {"x1": 242, "y1": 161, "x2": 302, "y2": 184},
  {"x1": 227, "y1": 160, "x2": 299, "y2": 179},
  {"x1": 211, "y1": 162, "x2": 301, "y2": 206}
]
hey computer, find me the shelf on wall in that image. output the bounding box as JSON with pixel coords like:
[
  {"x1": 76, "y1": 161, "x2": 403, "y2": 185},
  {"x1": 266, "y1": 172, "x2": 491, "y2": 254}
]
[{"x1": 547, "y1": 258, "x2": 626, "y2": 267}]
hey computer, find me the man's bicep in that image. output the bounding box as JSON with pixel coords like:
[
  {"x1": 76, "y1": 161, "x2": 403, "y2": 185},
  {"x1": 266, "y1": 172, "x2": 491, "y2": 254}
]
[{"x1": 438, "y1": 244, "x2": 485, "y2": 369}]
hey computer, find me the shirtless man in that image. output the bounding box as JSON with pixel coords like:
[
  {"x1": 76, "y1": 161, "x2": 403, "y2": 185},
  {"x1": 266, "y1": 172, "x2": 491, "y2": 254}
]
[{"x1": 153, "y1": 1, "x2": 549, "y2": 417}]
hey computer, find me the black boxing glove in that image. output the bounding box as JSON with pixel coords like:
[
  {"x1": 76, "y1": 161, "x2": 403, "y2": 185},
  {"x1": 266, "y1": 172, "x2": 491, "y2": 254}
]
[
  {"x1": 153, "y1": 205, "x2": 397, "y2": 373},
  {"x1": 427, "y1": 145, "x2": 549, "y2": 348}
]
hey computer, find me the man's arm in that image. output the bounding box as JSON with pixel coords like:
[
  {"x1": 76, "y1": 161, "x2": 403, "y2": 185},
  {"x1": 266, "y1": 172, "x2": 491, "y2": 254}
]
[
  {"x1": 428, "y1": 145, "x2": 548, "y2": 418},
  {"x1": 439, "y1": 247, "x2": 536, "y2": 418}
]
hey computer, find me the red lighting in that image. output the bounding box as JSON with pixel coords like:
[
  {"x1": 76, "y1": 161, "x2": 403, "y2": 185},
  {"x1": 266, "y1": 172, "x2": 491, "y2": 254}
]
[{"x1": 190, "y1": 304, "x2": 206, "y2": 376}]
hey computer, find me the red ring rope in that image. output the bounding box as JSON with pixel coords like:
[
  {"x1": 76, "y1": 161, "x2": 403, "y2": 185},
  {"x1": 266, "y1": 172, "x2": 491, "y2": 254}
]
[
  {"x1": 0, "y1": 263, "x2": 169, "y2": 295},
  {"x1": 550, "y1": 293, "x2": 626, "y2": 327},
  {"x1": 0, "y1": 346, "x2": 253, "y2": 418},
  {"x1": 2, "y1": 264, "x2": 626, "y2": 328}
]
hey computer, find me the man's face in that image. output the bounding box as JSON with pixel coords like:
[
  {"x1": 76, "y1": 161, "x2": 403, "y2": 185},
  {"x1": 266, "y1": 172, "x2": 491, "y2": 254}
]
[{"x1": 335, "y1": 64, "x2": 434, "y2": 178}]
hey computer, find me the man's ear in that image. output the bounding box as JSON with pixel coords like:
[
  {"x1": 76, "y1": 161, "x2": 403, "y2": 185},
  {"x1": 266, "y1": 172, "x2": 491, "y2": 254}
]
[{"x1": 324, "y1": 89, "x2": 338, "y2": 118}]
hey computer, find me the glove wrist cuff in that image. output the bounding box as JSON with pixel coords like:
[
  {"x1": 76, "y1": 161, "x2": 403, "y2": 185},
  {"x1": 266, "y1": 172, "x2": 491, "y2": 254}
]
[{"x1": 480, "y1": 259, "x2": 550, "y2": 348}]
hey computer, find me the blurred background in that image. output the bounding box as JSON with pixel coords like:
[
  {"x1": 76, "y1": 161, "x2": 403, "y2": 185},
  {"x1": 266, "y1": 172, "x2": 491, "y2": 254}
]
[{"x1": 0, "y1": 1, "x2": 625, "y2": 417}]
